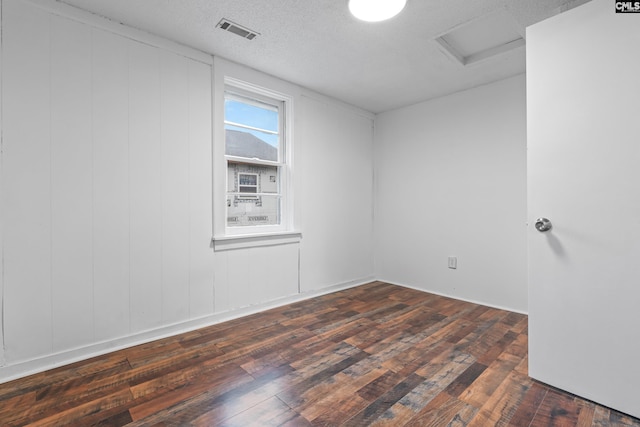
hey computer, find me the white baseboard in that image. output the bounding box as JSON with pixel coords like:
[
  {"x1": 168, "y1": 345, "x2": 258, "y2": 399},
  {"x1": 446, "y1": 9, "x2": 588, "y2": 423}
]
[
  {"x1": 379, "y1": 278, "x2": 528, "y2": 316},
  {"x1": 0, "y1": 276, "x2": 373, "y2": 384}
]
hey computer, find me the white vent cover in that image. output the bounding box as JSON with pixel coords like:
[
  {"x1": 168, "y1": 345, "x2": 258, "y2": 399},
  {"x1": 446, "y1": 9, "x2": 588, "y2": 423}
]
[{"x1": 217, "y1": 19, "x2": 259, "y2": 40}]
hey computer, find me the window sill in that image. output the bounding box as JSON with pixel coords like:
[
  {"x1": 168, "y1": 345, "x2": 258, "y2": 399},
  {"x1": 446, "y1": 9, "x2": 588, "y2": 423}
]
[{"x1": 212, "y1": 231, "x2": 302, "y2": 251}]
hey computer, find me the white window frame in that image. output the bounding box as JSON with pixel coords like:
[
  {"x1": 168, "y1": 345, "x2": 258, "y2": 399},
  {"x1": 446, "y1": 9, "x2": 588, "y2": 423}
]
[{"x1": 213, "y1": 76, "x2": 299, "y2": 250}]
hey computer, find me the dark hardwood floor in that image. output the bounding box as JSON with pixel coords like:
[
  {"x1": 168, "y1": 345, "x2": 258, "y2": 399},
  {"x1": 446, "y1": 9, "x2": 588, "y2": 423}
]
[{"x1": 0, "y1": 281, "x2": 638, "y2": 426}]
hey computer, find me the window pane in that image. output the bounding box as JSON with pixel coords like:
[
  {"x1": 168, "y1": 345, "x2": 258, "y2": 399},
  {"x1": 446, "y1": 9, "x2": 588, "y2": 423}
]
[
  {"x1": 225, "y1": 127, "x2": 279, "y2": 161},
  {"x1": 224, "y1": 94, "x2": 280, "y2": 161},
  {"x1": 227, "y1": 194, "x2": 281, "y2": 227},
  {"x1": 227, "y1": 161, "x2": 280, "y2": 227},
  {"x1": 225, "y1": 98, "x2": 278, "y2": 133},
  {"x1": 223, "y1": 86, "x2": 288, "y2": 232}
]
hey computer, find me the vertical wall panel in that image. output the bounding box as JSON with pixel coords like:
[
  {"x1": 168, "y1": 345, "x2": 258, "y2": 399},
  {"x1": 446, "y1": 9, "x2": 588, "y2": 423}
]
[
  {"x1": 92, "y1": 29, "x2": 130, "y2": 341},
  {"x1": 2, "y1": 0, "x2": 53, "y2": 362},
  {"x1": 160, "y1": 51, "x2": 190, "y2": 324},
  {"x1": 280, "y1": 245, "x2": 300, "y2": 299},
  {"x1": 129, "y1": 41, "x2": 163, "y2": 332},
  {"x1": 50, "y1": 15, "x2": 94, "y2": 352},
  {"x1": 226, "y1": 250, "x2": 252, "y2": 308},
  {"x1": 247, "y1": 249, "x2": 273, "y2": 304},
  {"x1": 188, "y1": 61, "x2": 214, "y2": 318},
  {"x1": 212, "y1": 252, "x2": 230, "y2": 313}
]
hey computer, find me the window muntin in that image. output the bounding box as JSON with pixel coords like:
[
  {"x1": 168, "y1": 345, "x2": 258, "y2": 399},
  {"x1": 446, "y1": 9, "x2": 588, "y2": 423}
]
[{"x1": 224, "y1": 89, "x2": 285, "y2": 229}]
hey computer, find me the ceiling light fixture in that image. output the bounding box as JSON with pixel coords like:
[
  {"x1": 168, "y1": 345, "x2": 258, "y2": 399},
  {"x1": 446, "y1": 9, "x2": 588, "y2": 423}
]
[{"x1": 348, "y1": 0, "x2": 407, "y2": 22}]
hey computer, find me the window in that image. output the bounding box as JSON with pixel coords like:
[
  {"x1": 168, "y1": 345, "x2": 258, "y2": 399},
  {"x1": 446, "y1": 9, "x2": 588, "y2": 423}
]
[
  {"x1": 224, "y1": 84, "x2": 290, "y2": 232},
  {"x1": 238, "y1": 173, "x2": 258, "y2": 194}
]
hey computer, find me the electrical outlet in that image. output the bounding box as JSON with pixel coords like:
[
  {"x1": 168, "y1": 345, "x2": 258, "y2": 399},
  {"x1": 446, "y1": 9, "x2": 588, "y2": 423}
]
[{"x1": 448, "y1": 256, "x2": 457, "y2": 269}]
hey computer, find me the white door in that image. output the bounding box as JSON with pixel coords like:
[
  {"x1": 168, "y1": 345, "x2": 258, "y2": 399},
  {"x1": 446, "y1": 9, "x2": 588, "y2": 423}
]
[{"x1": 527, "y1": 0, "x2": 640, "y2": 419}]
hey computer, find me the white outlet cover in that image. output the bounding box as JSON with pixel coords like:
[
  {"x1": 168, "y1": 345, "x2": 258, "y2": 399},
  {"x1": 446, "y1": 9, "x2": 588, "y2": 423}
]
[{"x1": 448, "y1": 256, "x2": 457, "y2": 269}]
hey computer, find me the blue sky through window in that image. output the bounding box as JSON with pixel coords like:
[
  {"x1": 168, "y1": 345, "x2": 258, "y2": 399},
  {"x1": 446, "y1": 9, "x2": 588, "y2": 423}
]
[{"x1": 225, "y1": 99, "x2": 279, "y2": 148}]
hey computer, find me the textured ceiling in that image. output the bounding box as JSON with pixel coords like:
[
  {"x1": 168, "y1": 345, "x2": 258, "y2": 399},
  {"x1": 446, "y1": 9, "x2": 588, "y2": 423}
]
[{"x1": 58, "y1": 0, "x2": 590, "y2": 113}]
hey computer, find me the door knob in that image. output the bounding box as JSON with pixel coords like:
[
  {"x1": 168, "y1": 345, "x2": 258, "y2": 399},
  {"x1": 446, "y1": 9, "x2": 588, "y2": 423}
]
[{"x1": 535, "y1": 217, "x2": 552, "y2": 232}]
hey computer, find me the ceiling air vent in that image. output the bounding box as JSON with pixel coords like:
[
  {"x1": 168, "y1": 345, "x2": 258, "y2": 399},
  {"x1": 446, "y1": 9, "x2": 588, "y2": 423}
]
[{"x1": 217, "y1": 19, "x2": 259, "y2": 40}]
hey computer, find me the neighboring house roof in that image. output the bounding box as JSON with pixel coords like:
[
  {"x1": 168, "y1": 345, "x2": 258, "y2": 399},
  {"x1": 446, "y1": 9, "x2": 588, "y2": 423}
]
[{"x1": 226, "y1": 129, "x2": 277, "y2": 162}]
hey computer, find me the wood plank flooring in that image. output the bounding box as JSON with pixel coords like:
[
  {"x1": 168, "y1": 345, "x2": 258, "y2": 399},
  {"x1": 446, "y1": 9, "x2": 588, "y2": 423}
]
[{"x1": 0, "y1": 281, "x2": 638, "y2": 426}]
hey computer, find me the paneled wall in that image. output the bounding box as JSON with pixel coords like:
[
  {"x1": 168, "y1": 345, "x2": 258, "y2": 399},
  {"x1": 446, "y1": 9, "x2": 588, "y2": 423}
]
[
  {"x1": 213, "y1": 245, "x2": 300, "y2": 312},
  {"x1": 0, "y1": 0, "x2": 375, "y2": 380},
  {"x1": 1, "y1": 0, "x2": 213, "y2": 370}
]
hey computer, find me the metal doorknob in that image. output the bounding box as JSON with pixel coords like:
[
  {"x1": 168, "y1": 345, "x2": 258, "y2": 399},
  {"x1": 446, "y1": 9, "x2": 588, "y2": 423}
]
[{"x1": 535, "y1": 217, "x2": 552, "y2": 232}]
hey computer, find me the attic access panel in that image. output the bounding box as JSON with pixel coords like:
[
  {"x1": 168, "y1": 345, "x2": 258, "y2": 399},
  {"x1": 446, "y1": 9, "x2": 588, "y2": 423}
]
[{"x1": 436, "y1": 10, "x2": 525, "y2": 66}]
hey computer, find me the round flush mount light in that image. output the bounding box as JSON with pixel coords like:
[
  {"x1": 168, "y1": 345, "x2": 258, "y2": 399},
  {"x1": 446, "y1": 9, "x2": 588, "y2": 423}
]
[{"x1": 348, "y1": 0, "x2": 407, "y2": 22}]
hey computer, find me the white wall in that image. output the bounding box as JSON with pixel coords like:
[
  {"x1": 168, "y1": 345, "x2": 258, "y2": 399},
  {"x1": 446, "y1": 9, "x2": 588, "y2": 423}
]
[
  {"x1": 374, "y1": 75, "x2": 528, "y2": 313},
  {"x1": 0, "y1": 0, "x2": 375, "y2": 381},
  {"x1": 298, "y1": 94, "x2": 374, "y2": 291}
]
